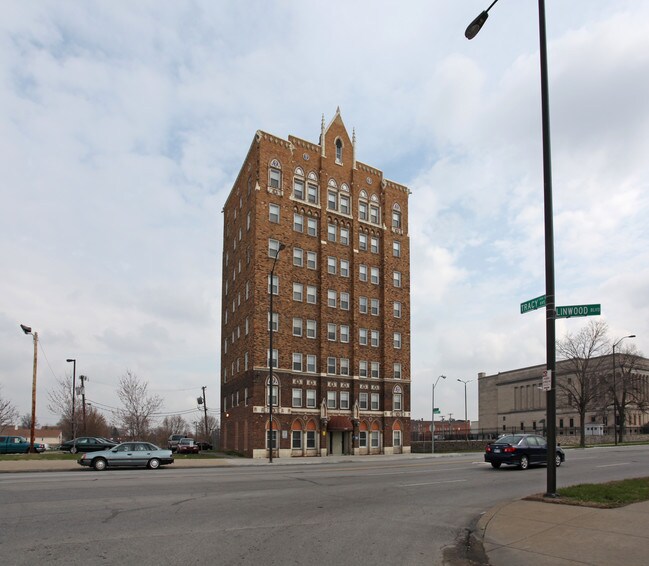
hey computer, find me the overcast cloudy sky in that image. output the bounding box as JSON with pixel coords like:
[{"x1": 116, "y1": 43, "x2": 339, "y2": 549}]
[{"x1": 2, "y1": 1, "x2": 648, "y2": 430}]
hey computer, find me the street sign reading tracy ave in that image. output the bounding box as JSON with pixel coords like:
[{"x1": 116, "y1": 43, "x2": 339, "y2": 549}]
[
  {"x1": 520, "y1": 294, "x2": 546, "y2": 314},
  {"x1": 555, "y1": 304, "x2": 601, "y2": 318},
  {"x1": 433, "y1": 408, "x2": 441, "y2": 415}
]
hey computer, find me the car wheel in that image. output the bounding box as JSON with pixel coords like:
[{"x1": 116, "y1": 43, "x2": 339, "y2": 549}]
[
  {"x1": 93, "y1": 458, "x2": 107, "y2": 471},
  {"x1": 148, "y1": 458, "x2": 160, "y2": 470},
  {"x1": 519, "y1": 455, "x2": 529, "y2": 470},
  {"x1": 490, "y1": 462, "x2": 502, "y2": 469},
  {"x1": 555, "y1": 454, "x2": 562, "y2": 467},
  {"x1": 70, "y1": 446, "x2": 78, "y2": 454}
]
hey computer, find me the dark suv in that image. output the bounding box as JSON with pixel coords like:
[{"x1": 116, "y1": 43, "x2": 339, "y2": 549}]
[{"x1": 167, "y1": 434, "x2": 185, "y2": 452}]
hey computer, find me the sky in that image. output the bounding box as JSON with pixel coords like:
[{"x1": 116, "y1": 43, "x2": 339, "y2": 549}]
[{"x1": 2, "y1": 1, "x2": 648, "y2": 431}]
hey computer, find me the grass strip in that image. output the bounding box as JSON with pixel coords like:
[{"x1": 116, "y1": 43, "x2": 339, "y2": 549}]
[{"x1": 557, "y1": 477, "x2": 649, "y2": 508}]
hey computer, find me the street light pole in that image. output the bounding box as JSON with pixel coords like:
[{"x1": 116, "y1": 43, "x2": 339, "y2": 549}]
[
  {"x1": 20, "y1": 324, "x2": 38, "y2": 453},
  {"x1": 79, "y1": 375, "x2": 88, "y2": 435},
  {"x1": 432, "y1": 375, "x2": 446, "y2": 454},
  {"x1": 457, "y1": 379, "x2": 473, "y2": 441},
  {"x1": 612, "y1": 335, "x2": 636, "y2": 445},
  {"x1": 268, "y1": 242, "x2": 286, "y2": 463},
  {"x1": 66, "y1": 359, "x2": 77, "y2": 443},
  {"x1": 466, "y1": 0, "x2": 558, "y2": 497}
]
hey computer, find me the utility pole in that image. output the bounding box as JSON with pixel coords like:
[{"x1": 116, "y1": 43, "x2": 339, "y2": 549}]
[
  {"x1": 201, "y1": 386, "x2": 209, "y2": 442},
  {"x1": 79, "y1": 375, "x2": 88, "y2": 435}
]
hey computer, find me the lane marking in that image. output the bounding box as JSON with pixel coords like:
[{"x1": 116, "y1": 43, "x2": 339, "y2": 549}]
[
  {"x1": 596, "y1": 462, "x2": 630, "y2": 468},
  {"x1": 400, "y1": 479, "x2": 467, "y2": 487}
]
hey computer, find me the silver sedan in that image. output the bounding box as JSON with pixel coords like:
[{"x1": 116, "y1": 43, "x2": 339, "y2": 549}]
[{"x1": 78, "y1": 441, "x2": 174, "y2": 471}]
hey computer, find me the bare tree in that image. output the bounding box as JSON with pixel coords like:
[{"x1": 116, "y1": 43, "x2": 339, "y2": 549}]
[
  {"x1": 611, "y1": 345, "x2": 648, "y2": 443},
  {"x1": 556, "y1": 320, "x2": 609, "y2": 447},
  {"x1": 0, "y1": 387, "x2": 18, "y2": 434},
  {"x1": 196, "y1": 415, "x2": 218, "y2": 441},
  {"x1": 19, "y1": 413, "x2": 39, "y2": 429},
  {"x1": 47, "y1": 375, "x2": 80, "y2": 441},
  {"x1": 152, "y1": 415, "x2": 190, "y2": 446},
  {"x1": 116, "y1": 371, "x2": 163, "y2": 440}
]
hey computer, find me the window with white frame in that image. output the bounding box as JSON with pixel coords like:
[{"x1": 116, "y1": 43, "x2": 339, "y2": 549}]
[
  {"x1": 307, "y1": 251, "x2": 317, "y2": 269},
  {"x1": 393, "y1": 240, "x2": 401, "y2": 257},
  {"x1": 393, "y1": 386, "x2": 402, "y2": 411},
  {"x1": 340, "y1": 391, "x2": 350, "y2": 410},
  {"x1": 327, "y1": 224, "x2": 336, "y2": 242},
  {"x1": 359, "y1": 431, "x2": 368, "y2": 447},
  {"x1": 394, "y1": 301, "x2": 402, "y2": 318},
  {"x1": 393, "y1": 363, "x2": 402, "y2": 380},
  {"x1": 269, "y1": 203, "x2": 280, "y2": 224},
  {"x1": 340, "y1": 325, "x2": 349, "y2": 343},
  {"x1": 371, "y1": 362, "x2": 380, "y2": 379},
  {"x1": 269, "y1": 274, "x2": 279, "y2": 295},
  {"x1": 340, "y1": 194, "x2": 350, "y2": 215},
  {"x1": 292, "y1": 430, "x2": 302, "y2": 449},
  {"x1": 359, "y1": 328, "x2": 368, "y2": 346},
  {"x1": 327, "y1": 390, "x2": 336, "y2": 409},
  {"x1": 371, "y1": 330, "x2": 379, "y2": 347},
  {"x1": 292, "y1": 388, "x2": 303, "y2": 407},
  {"x1": 370, "y1": 267, "x2": 379, "y2": 285},
  {"x1": 267, "y1": 349, "x2": 278, "y2": 369},
  {"x1": 293, "y1": 247, "x2": 303, "y2": 267},
  {"x1": 245, "y1": 317, "x2": 249, "y2": 335},
  {"x1": 306, "y1": 430, "x2": 316, "y2": 449},
  {"x1": 393, "y1": 271, "x2": 402, "y2": 288},
  {"x1": 359, "y1": 201, "x2": 368, "y2": 221},
  {"x1": 359, "y1": 296, "x2": 368, "y2": 314},
  {"x1": 306, "y1": 355, "x2": 316, "y2": 373},
  {"x1": 247, "y1": 211, "x2": 251, "y2": 231},
  {"x1": 327, "y1": 289, "x2": 337, "y2": 308},
  {"x1": 306, "y1": 319, "x2": 317, "y2": 338},
  {"x1": 371, "y1": 393, "x2": 380, "y2": 411},
  {"x1": 245, "y1": 281, "x2": 250, "y2": 300},
  {"x1": 335, "y1": 138, "x2": 343, "y2": 163},
  {"x1": 370, "y1": 204, "x2": 380, "y2": 224},
  {"x1": 394, "y1": 332, "x2": 402, "y2": 349},
  {"x1": 306, "y1": 389, "x2": 316, "y2": 408},
  {"x1": 392, "y1": 205, "x2": 402, "y2": 229},
  {"x1": 359, "y1": 392, "x2": 368, "y2": 410},
  {"x1": 340, "y1": 226, "x2": 349, "y2": 245},
  {"x1": 359, "y1": 233, "x2": 368, "y2": 251},
  {"x1": 269, "y1": 161, "x2": 281, "y2": 188},
  {"x1": 267, "y1": 430, "x2": 278, "y2": 449},
  {"x1": 307, "y1": 217, "x2": 317, "y2": 236},
  {"x1": 327, "y1": 357, "x2": 336, "y2": 374},
  {"x1": 294, "y1": 213, "x2": 304, "y2": 233},
  {"x1": 306, "y1": 285, "x2": 317, "y2": 304},
  {"x1": 268, "y1": 312, "x2": 278, "y2": 332},
  {"x1": 370, "y1": 431, "x2": 380, "y2": 448},
  {"x1": 359, "y1": 360, "x2": 368, "y2": 378},
  {"x1": 327, "y1": 190, "x2": 338, "y2": 211},
  {"x1": 370, "y1": 298, "x2": 379, "y2": 316},
  {"x1": 327, "y1": 256, "x2": 336, "y2": 274},
  {"x1": 359, "y1": 264, "x2": 368, "y2": 282},
  {"x1": 340, "y1": 292, "x2": 350, "y2": 310},
  {"x1": 340, "y1": 358, "x2": 350, "y2": 376},
  {"x1": 307, "y1": 182, "x2": 318, "y2": 204},
  {"x1": 393, "y1": 429, "x2": 402, "y2": 447},
  {"x1": 370, "y1": 237, "x2": 379, "y2": 254},
  {"x1": 293, "y1": 175, "x2": 305, "y2": 200},
  {"x1": 293, "y1": 318, "x2": 303, "y2": 336},
  {"x1": 327, "y1": 323, "x2": 337, "y2": 341},
  {"x1": 244, "y1": 352, "x2": 249, "y2": 371},
  {"x1": 293, "y1": 353, "x2": 303, "y2": 372},
  {"x1": 293, "y1": 283, "x2": 303, "y2": 302}
]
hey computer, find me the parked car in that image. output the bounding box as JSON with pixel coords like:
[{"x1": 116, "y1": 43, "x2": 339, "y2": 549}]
[
  {"x1": 0, "y1": 436, "x2": 46, "y2": 454},
  {"x1": 484, "y1": 434, "x2": 565, "y2": 470},
  {"x1": 78, "y1": 442, "x2": 174, "y2": 471},
  {"x1": 196, "y1": 441, "x2": 213, "y2": 451},
  {"x1": 176, "y1": 438, "x2": 200, "y2": 454},
  {"x1": 167, "y1": 434, "x2": 185, "y2": 452},
  {"x1": 60, "y1": 436, "x2": 117, "y2": 454}
]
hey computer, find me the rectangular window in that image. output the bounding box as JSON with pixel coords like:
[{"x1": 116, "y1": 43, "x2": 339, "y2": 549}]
[
  {"x1": 307, "y1": 251, "x2": 317, "y2": 269},
  {"x1": 268, "y1": 349, "x2": 278, "y2": 369},
  {"x1": 371, "y1": 362, "x2": 380, "y2": 379},
  {"x1": 371, "y1": 393, "x2": 379, "y2": 411},
  {"x1": 327, "y1": 323, "x2": 337, "y2": 341},
  {"x1": 370, "y1": 205, "x2": 379, "y2": 224},
  {"x1": 293, "y1": 283, "x2": 303, "y2": 302},
  {"x1": 393, "y1": 271, "x2": 402, "y2": 288},
  {"x1": 340, "y1": 325, "x2": 349, "y2": 343},
  {"x1": 269, "y1": 238, "x2": 280, "y2": 258},
  {"x1": 394, "y1": 301, "x2": 402, "y2": 318},
  {"x1": 371, "y1": 431, "x2": 380, "y2": 448},
  {"x1": 293, "y1": 318, "x2": 303, "y2": 336},
  {"x1": 359, "y1": 328, "x2": 368, "y2": 346},
  {"x1": 267, "y1": 430, "x2": 278, "y2": 449},
  {"x1": 340, "y1": 391, "x2": 350, "y2": 410},
  {"x1": 370, "y1": 237, "x2": 379, "y2": 254},
  {"x1": 370, "y1": 299, "x2": 379, "y2": 316},
  {"x1": 327, "y1": 391, "x2": 336, "y2": 409},
  {"x1": 269, "y1": 274, "x2": 279, "y2": 295},
  {"x1": 244, "y1": 352, "x2": 249, "y2": 371},
  {"x1": 340, "y1": 292, "x2": 350, "y2": 310},
  {"x1": 393, "y1": 430, "x2": 402, "y2": 447},
  {"x1": 270, "y1": 168, "x2": 281, "y2": 188},
  {"x1": 307, "y1": 218, "x2": 318, "y2": 236},
  {"x1": 269, "y1": 203, "x2": 280, "y2": 223},
  {"x1": 306, "y1": 389, "x2": 317, "y2": 408},
  {"x1": 340, "y1": 195, "x2": 350, "y2": 215},
  {"x1": 359, "y1": 265, "x2": 368, "y2": 282},
  {"x1": 293, "y1": 178, "x2": 304, "y2": 200},
  {"x1": 327, "y1": 256, "x2": 337, "y2": 274},
  {"x1": 328, "y1": 224, "x2": 336, "y2": 242},
  {"x1": 327, "y1": 357, "x2": 336, "y2": 374},
  {"x1": 293, "y1": 248, "x2": 304, "y2": 267},
  {"x1": 292, "y1": 388, "x2": 303, "y2": 407},
  {"x1": 359, "y1": 296, "x2": 368, "y2": 314},
  {"x1": 393, "y1": 393, "x2": 402, "y2": 412},
  {"x1": 294, "y1": 213, "x2": 304, "y2": 233},
  {"x1": 359, "y1": 392, "x2": 368, "y2": 410},
  {"x1": 393, "y1": 363, "x2": 402, "y2": 380},
  {"x1": 340, "y1": 227, "x2": 349, "y2": 245},
  {"x1": 306, "y1": 430, "x2": 316, "y2": 449},
  {"x1": 393, "y1": 241, "x2": 401, "y2": 257},
  {"x1": 307, "y1": 183, "x2": 318, "y2": 203},
  {"x1": 359, "y1": 202, "x2": 368, "y2": 221},
  {"x1": 292, "y1": 430, "x2": 302, "y2": 449},
  {"x1": 306, "y1": 355, "x2": 316, "y2": 373},
  {"x1": 328, "y1": 289, "x2": 337, "y2": 308},
  {"x1": 359, "y1": 360, "x2": 368, "y2": 378},
  {"x1": 306, "y1": 285, "x2": 317, "y2": 304},
  {"x1": 359, "y1": 431, "x2": 368, "y2": 447},
  {"x1": 392, "y1": 210, "x2": 401, "y2": 229},
  {"x1": 293, "y1": 353, "x2": 303, "y2": 372},
  {"x1": 306, "y1": 320, "x2": 317, "y2": 339},
  {"x1": 394, "y1": 332, "x2": 402, "y2": 349},
  {"x1": 371, "y1": 330, "x2": 379, "y2": 347},
  {"x1": 328, "y1": 190, "x2": 338, "y2": 211},
  {"x1": 370, "y1": 267, "x2": 379, "y2": 285},
  {"x1": 340, "y1": 259, "x2": 349, "y2": 277},
  {"x1": 340, "y1": 358, "x2": 350, "y2": 376},
  {"x1": 268, "y1": 312, "x2": 278, "y2": 332},
  {"x1": 359, "y1": 233, "x2": 368, "y2": 251}
]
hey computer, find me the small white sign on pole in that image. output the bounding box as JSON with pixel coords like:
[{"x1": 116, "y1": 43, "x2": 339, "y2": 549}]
[{"x1": 542, "y1": 370, "x2": 552, "y2": 391}]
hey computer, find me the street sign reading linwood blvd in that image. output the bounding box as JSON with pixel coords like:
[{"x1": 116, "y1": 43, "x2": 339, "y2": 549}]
[{"x1": 555, "y1": 304, "x2": 601, "y2": 318}]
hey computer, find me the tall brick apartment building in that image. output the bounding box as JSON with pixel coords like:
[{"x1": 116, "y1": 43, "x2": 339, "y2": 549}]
[{"x1": 220, "y1": 110, "x2": 411, "y2": 458}]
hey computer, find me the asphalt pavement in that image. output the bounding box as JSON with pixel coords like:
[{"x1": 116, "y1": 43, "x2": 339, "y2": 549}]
[{"x1": 3, "y1": 453, "x2": 649, "y2": 566}]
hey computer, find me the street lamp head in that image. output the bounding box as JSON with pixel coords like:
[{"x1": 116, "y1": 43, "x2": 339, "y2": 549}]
[
  {"x1": 439, "y1": 375, "x2": 446, "y2": 380},
  {"x1": 278, "y1": 243, "x2": 286, "y2": 251},
  {"x1": 629, "y1": 334, "x2": 636, "y2": 338},
  {"x1": 465, "y1": 11, "x2": 489, "y2": 39},
  {"x1": 20, "y1": 324, "x2": 32, "y2": 335},
  {"x1": 66, "y1": 359, "x2": 75, "y2": 363}
]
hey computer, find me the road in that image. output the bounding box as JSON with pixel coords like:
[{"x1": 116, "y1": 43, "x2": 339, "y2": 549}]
[{"x1": 2, "y1": 445, "x2": 649, "y2": 565}]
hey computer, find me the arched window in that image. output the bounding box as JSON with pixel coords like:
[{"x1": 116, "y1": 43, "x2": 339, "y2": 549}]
[
  {"x1": 327, "y1": 178, "x2": 338, "y2": 211},
  {"x1": 335, "y1": 138, "x2": 343, "y2": 163},
  {"x1": 358, "y1": 190, "x2": 369, "y2": 221},
  {"x1": 293, "y1": 167, "x2": 305, "y2": 200},
  {"x1": 266, "y1": 375, "x2": 279, "y2": 407},
  {"x1": 369, "y1": 194, "x2": 380, "y2": 225},
  {"x1": 340, "y1": 183, "x2": 351, "y2": 215},
  {"x1": 307, "y1": 171, "x2": 319, "y2": 204},
  {"x1": 393, "y1": 386, "x2": 403, "y2": 412},
  {"x1": 269, "y1": 159, "x2": 282, "y2": 189},
  {"x1": 392, "y1": 203, "x2": 402, "y2": 229}
]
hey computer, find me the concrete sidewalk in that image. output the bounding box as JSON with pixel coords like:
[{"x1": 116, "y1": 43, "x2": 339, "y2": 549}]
[{"x1": 477, "y1": 498, "x2": 649, "y2": 566}]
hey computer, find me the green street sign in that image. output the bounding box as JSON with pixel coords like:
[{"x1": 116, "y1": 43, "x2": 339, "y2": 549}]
[
  {"x1": 556, "y1": 304, "x2": 601, "y2": 318},
  {"x1": 521, "y1": 294, "x2": 546, "y2": 314},
  {"x1": 433, "y1": 408, "x2": 441, "y2": 415}
]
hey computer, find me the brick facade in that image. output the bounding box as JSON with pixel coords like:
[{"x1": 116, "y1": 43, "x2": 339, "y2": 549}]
[{"x1": 221, "y1": 111, "x2": 411, "y2": 457}]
